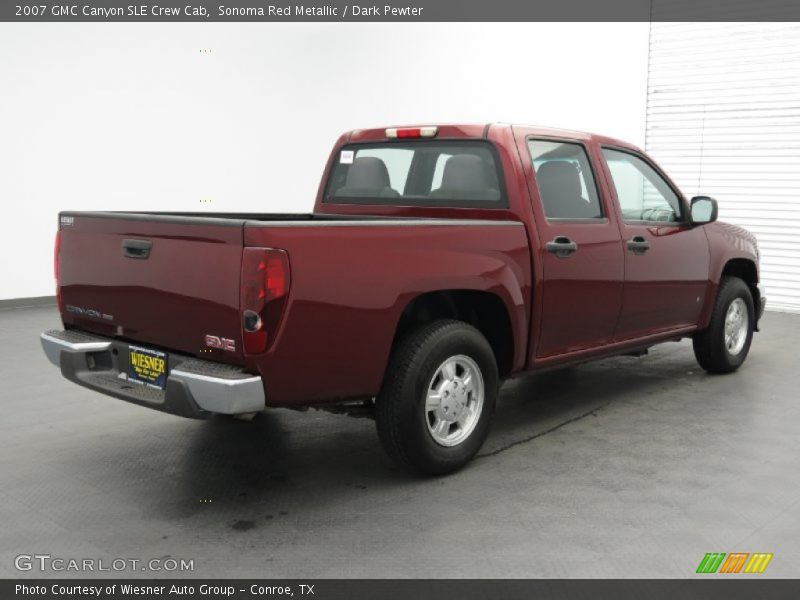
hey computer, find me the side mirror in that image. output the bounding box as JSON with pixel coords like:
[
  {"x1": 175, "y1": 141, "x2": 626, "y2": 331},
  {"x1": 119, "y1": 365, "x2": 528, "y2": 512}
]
[{"x1": 690, "y1": 196, "x2": 718, "y2": 225}]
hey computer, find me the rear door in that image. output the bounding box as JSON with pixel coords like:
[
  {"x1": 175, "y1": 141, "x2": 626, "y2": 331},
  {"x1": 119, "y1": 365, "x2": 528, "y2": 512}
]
[
  {"x1": 518, "y1": 134, "x2": 625, "y2": 359},
  {"x1": 597, "y1": 147, "x2": 710, "y2": 339},
  {"x1": 58, "y1": 212, "x2": 246, "y2": 364}
]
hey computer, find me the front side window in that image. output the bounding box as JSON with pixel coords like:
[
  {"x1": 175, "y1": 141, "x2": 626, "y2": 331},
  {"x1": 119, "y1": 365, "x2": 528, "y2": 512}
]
[
  {"x1": 528, "y1": 139, "x2": 603, "y2": 219},
  {"x1": 324, "y1": 141, "x2": 505, "y2": 207},
  {"x1": 602, "y1": 148, "x2": 682, "y2": 222}
]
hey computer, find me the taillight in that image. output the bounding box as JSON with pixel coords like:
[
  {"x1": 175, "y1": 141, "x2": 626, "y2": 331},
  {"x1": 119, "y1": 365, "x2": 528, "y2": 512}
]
[
  {"x1": 54, "y1": 230, "x2": 63, "y2": 312},
  {"x1": 386, "y1": 126, "x2": 438, "y2": 139},
  {"x1": 240, "y1": 248, "x2": 290, "y2": 354}
]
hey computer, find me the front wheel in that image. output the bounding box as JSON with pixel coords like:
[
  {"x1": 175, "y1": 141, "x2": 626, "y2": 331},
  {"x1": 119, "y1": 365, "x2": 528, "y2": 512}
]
[
  {"x1": 376, "y1": 320, "x2": 498, "y2": 475},
  {"x1": 693, "y1": 276, "x2": 755, "y2": 374}
]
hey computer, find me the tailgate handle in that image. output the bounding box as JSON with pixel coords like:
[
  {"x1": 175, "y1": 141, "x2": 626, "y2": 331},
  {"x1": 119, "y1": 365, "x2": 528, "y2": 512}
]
[{"x1": 122, "y1": 239, "x2": 153, "y2": 259}]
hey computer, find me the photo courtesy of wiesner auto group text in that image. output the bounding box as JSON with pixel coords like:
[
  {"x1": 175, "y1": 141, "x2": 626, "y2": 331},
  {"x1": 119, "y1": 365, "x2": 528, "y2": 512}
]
[{"x1": 1, "y1": 0, "x2": 799, "y2": 598}]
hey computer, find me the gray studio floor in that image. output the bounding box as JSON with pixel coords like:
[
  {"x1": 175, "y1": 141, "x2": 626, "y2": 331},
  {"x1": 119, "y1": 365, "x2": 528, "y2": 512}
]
[{"x1": 1, "y1": 305, "x2": 798, "y2": 578}]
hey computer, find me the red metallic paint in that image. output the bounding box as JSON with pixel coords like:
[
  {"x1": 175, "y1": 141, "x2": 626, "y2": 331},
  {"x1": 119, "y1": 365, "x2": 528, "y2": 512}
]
[
  {"x1": 698, "y1": 221, "x2": 760, "y2": 329},
  {"x1": 58, "y1": 123, "x2": 760, "y2": 408},
  {"x1": 511, "y1": 127, "x2": 625, "y2": 359},
  {"x1": 59, "y1": 217, "x2": 246, "y2": 365},
  {"x1": 244, "y1": 222, "x2": 530, "y2": 405},
  {"x1": 590, "y1": 142, "x2": 713, "y2": 340}
]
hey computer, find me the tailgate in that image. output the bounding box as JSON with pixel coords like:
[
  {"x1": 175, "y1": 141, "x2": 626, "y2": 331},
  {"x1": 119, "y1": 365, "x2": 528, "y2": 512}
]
[{"x1": 58, "y1": 212, "x2": 246, "y2": 364}]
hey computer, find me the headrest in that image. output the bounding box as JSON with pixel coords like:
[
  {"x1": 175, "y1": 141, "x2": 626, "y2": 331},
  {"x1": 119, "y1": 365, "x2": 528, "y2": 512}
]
[
  {"x1": 536, "y1": 161, "x2": 582, "y2": 201},
  {"x1": 345, "y1": 157, "x2": 391, "y2": 190},
  {"x1": 441, "y1": 154, "x2": 494, "y2": 190}
]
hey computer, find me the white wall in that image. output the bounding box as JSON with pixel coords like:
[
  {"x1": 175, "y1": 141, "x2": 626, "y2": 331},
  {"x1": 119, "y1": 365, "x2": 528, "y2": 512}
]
[
  {"x1": 0, "y1": 22, "x2": 650, "y2": 300},
  {"x1": 646, "y1": 23, "x2": 800, "y2": 312}
]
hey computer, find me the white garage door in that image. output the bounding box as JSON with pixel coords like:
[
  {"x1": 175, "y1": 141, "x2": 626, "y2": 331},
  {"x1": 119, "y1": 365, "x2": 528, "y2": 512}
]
[{"x1": 646, "y1": 22, "x2": 800, "y2": 312}]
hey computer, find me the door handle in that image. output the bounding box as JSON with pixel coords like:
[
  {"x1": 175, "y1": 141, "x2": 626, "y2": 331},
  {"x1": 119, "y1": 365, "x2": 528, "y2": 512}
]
[
  {"x1": 122, "y1": 238, "x2": 153, "y2": 259},
  {"x1": 546, "y1": 236, "x2": 578, "y2": 259},
  {"x1": 626, "y1": 236, "x2": 650, "y2": 255}
]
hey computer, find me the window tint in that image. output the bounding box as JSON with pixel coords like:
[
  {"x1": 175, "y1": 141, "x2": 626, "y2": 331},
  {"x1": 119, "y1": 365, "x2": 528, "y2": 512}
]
[
  {"x1": 431, "y1": 153, "x2": 453, "y2": 190},
  {"x1": 357, "y1": 147, "x2": 413, "y2": 193},
  {"x1": 324, "y1": 141, "x2": 505, "y2": 207},
  {"x1": 528, "y1": 140, "x2": 603, "y2": 219},
  {"x1": 602, "y1": 148, "x2": 682, "y2": 222}
]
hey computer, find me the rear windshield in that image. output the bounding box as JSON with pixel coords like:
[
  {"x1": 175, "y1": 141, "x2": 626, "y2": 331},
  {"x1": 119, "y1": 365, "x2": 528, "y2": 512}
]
[{"x1": 323, "y1": 140, "x2": 506, "y2": 208}]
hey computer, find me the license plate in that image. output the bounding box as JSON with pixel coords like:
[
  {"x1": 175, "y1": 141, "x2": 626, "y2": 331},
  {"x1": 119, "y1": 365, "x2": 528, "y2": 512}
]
[{"x1": 127, "y1": 345, "x2": 168, "y2": 390}]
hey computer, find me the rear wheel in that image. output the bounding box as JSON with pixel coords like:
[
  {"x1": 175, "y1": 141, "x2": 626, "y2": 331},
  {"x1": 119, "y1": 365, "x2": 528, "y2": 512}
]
[
  {"x1": 693, "y1": 276, "x2": 755, "y2": 374},
  {"x1": 376, "y1": 320, "x2": 498, "y2": 475}
]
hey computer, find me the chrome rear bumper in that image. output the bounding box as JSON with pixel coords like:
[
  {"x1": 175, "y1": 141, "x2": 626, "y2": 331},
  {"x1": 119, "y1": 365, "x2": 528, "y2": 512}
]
[{"x1": 41, "y1": 329, "x2": 265, "y2": 418}]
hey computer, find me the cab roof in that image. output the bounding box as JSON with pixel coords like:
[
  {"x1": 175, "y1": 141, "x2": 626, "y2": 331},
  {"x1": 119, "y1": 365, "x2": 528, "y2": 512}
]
[{"x1": 346, "y1": 123, "x2": 641, "y2": 153}]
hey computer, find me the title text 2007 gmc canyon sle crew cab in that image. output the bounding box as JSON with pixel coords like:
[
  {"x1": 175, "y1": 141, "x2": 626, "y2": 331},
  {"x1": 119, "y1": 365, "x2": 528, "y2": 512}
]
[{"x1": 42, "y1": 124, "x2": 765, "y2": 474}]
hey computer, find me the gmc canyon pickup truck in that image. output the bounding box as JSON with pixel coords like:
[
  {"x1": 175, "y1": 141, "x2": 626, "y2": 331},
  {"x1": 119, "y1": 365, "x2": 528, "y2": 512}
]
[{"x1": 42, "y1": 124, "x2": 765, "y2": 474}]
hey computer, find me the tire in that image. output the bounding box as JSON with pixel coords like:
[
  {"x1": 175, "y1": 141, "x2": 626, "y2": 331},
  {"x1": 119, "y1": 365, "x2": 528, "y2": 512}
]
[
  {"x1": 376, "y1": 320, "x2": 498, "y2": 475},
  {"x1": 693, "y1": 276, "x2": 755, "y2": 374}
]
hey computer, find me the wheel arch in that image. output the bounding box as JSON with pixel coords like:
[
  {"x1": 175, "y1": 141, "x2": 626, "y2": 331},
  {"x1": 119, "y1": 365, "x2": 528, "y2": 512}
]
[
  {"x1": 722, "y1": 258, "x2": 761, "y2": 326},
  {"x1": 391, "y1": 290, "x2": 516, "y2": 377},
  {"x1": 701, "y1": 257, "x2": 762, "y2": 330}
]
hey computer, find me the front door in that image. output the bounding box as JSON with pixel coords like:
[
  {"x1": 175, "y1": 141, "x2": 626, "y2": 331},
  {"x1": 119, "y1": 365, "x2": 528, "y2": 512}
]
[
  {"x1": 522, "y1": 136, "x2": 625, "y2": 359},
  {"x1": 598, "y1": 147, "x2": 710, "y2": 340}
]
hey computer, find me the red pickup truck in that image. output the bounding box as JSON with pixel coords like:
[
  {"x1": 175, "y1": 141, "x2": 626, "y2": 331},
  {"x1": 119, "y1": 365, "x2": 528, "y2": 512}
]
[{"x1": 42, "y1": 124, "x2": 765, "y2": 474}]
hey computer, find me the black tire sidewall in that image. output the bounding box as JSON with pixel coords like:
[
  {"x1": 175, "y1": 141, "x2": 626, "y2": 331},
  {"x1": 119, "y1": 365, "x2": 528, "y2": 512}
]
[
  {"x1": 397, "y1": 324, "x2": 498, "y2": 473},
  {"x1": 714, "y1": 279, "x2": 755, "y2": 370}
]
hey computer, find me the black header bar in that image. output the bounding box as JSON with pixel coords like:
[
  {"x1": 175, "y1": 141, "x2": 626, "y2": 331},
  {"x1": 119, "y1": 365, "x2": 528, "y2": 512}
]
[
  {"x1": 6, "y1": 579, "x2": 800, "y2": 600},
  {"x1": 4, "y1": 0, "x2": 800, "y2": 22}
]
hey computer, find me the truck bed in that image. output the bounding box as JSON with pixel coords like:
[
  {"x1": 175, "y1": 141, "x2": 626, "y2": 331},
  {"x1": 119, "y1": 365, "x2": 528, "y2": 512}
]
[{"x1": 57, "y1": 210, "x2": 531, "y2": 406}]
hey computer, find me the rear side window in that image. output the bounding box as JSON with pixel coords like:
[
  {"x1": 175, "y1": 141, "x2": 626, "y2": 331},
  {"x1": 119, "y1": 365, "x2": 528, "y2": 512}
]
[
  {"x1": 528, "y1": 139, "x2": 603, "y2": 219},
  {"x1": 324, "y1": 141, "x2": 506, "y2": 208}
]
